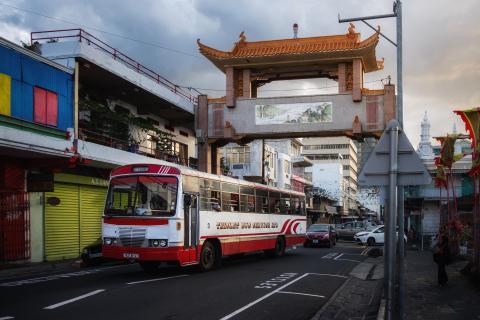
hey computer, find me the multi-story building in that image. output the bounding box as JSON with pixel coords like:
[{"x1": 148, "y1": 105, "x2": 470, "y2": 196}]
[
  {"x1": 0, "y1": 36, "x2": 75, "y2": 263},
  {"x1": 302, "y1": 136, "x2": 358, "y2": 215},
  {"x1": 0, "y1": 29, "x2": 199, "y2": 263},
  {"x1": 222, "y1": 138, "x2": 313, "y2": 194},
  {"x1": 223, "y1": 140, "x2": 278, "y2": 185}
]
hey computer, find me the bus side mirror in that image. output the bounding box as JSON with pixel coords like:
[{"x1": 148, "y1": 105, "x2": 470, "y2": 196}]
[{"x1": 184, "y1": 194, "x2": 192, "y2": 208}]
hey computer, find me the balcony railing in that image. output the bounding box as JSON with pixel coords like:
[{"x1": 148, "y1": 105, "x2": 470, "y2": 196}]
[
  {"x1": 31, "y1": 29, "x2": 200, "y2": 104},
  {"x1": 79, "y1": 128, "x2": 195, "y2": 168}
]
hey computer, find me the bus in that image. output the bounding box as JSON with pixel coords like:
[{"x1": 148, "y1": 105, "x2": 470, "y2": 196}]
[{"x1": 102, "y1": 163, "x2": 307, "y2": 271}]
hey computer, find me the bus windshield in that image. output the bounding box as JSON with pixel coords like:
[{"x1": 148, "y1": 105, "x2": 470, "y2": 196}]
[{"x1": 105, "y1": 175, "x2": 178, "y2": 217}]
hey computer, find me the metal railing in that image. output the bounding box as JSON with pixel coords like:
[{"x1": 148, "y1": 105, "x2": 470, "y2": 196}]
[
  {"x1": 79, "y1": 127, "x2": 193, "y2": 167},
  {"x1": 31, "y1": 29, "x2": 200, "y2": 104}
]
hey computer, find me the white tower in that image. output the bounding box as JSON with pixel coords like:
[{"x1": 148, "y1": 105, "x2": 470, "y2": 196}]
[
  {"x1": 452, "y1": 123, "x2": 463, "y2": 155},
  {"x1": 417, "y1": 111, "x2": 434, "y2": 159}
]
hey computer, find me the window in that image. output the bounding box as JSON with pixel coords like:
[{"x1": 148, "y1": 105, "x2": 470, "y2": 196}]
[
  {"x1": 225, "y1": 146, "x2": 251, "y2": 165},
  {"x1": 105, "y1": 176, "x2": 178, "y2": 216},
  {"x1": 199, "y1": 179, "x2": 221, "y2": 211},
  {"x1": 239, "y1": 186, "x2": 255, "y2": 213},
  {"x1": 221, "y1": 183, "x2": 239, "y2": 212},
  {"x1": 284, "y1": 160, "x2": 291, "y2": 174},
  {"x1": 172, "y1": 141, "x2": 188, "y2": 164},
  {"x1": 255, "y1": 188, "x2": 269, "y2": 213},
  {"x1": 34, "y1": 87, "x2": 58, "y2": 126},
  {"x1": 268, "y1": 191, "x2": 280, "y2": 213},
  {"x1": 183, "y1": 175, "x2": 199, "y2": 193}
]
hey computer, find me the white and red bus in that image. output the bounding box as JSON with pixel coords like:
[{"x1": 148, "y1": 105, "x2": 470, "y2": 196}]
[{"x1": 102, "y1": 163, "x2": 306, "y2": 271}]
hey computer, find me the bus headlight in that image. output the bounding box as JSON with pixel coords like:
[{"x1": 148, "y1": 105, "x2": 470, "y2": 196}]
[
  {"x1": 149, "y1": 239, "x2": 168, "y2": 247},
  {"x1": 103, "y1": 237, "x2": 118, "y2": 245},
  {"x1": 159, "y1": 239, "x2": 168, "y2": 247}
]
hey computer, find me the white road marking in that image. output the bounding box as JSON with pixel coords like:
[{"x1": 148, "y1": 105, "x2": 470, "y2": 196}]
[
  {"x1": 220, "y1": 273, "x2": 310, "y2": 320},
  {"x1": 330, "y1": 253, "x2": 363, "y2": 263},
  {"x1": 255, "y1": 273, "x2": 298, "y2": 289},
  {"x1": 0, "y1": 316, "x2": 14, "y2": 320},
  {"x1": 321, "y1": 252, "x2": 339, "y2": 259},
  {"x1": 44, "y1": 289, "x2": 105, "y2": 310},
  {"x1": 336, "y1": 258, "x2": 362, "y2": 263},
  {"x1": 126, "y1": 274, "x2": 188, "y2": 285},
  {"x1": 307, "y1": 273, "x2": 348, "y2": 279},
  {"x1": 277, "y1": 291, "x2": 325, "y2": 298},
  {"x1": 0, "y1": 265, "x2": 128, "y2": 287}
]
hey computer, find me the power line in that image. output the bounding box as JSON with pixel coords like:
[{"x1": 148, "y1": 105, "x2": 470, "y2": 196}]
[
  {"x1": 0, "y1": 1, "x2": 205, "y2": 60},
  {"x1": 179, "y1": 78, "x2": 389, "y2": 93},
  {"x1": 0, "y1": 2, "x2": 391, "y2": 96}
]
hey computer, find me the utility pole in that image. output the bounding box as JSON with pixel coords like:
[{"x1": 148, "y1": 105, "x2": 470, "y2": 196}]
[{"x1": 339, "y1": 1, "x2": 404, "y2": 319}]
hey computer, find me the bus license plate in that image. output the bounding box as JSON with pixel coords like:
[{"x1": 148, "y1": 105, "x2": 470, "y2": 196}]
[
  {"x1": 123, "y1": 253, "x2": 139, "y2": 259},
  {"x1": 312, "y1": 240, "x2": 319, "y2": 244}
]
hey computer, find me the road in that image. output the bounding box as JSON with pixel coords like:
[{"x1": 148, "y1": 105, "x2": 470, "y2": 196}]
[{"x1": 0, "y1": 242, "x2": 370, "y2": 320}]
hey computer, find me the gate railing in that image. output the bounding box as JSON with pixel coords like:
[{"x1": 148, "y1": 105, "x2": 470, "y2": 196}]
[{"x1": 0, "y1": 192, "x2": 30, "y2": 262}]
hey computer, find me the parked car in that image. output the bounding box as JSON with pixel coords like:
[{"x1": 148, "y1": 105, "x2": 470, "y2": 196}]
[
  {"x1": 336, "y1": 221, "x2": 376, "y2": 240},
  {"x1": 354, "y1": 225, "x2": 407, "y2": 246},
  {"x1": 304, "y1": 224, "x2": 336, "y2": 248}
]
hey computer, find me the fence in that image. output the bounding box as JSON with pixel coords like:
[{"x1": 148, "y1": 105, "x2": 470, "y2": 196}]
[
  {"x1": 31, "y1": 29, "x2": 200, "y2": 104},
  {"x1": 0, "y1": 192, "x2": 30, "y2": 262}
]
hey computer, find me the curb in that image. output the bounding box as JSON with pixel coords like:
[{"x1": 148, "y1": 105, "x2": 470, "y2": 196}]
[
  {"x1": 377, "y1": 298, "x2": 385, "y2": 320},
  {"x1": 310, "y1": 277, "x2": 352, "y2": 320}
]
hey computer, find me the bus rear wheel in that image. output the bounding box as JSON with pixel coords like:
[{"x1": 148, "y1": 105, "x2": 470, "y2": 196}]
[
  {"x1": 199, "y1": 241, "x2": 217, "y2": 272},
  {"x1": 266, "y1": 236, "x2": 286, "y2": 257}
]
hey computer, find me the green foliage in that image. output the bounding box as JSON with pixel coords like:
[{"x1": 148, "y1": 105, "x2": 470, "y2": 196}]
[{"x1": 79, "y1": 92, "x2": 174, "y2": 152}]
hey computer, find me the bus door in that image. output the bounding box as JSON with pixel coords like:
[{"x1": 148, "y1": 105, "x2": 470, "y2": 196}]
[{"x1": 183, "y1": 193, "x2": 199, "y2": 261}]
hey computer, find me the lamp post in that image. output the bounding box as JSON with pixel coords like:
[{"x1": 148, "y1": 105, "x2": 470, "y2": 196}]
[{"x1": 339, "y1": 2, "x2": 404, "y2": 319}]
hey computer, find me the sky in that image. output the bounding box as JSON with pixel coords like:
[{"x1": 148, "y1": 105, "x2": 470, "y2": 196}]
[{"x1": 0, "y1": 0, "x2": 479, "y2": 147}]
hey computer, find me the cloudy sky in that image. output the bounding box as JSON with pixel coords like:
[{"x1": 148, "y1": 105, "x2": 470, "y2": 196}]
[{"x1": 1, "y1": 0, "x2": 479, "y2": 147}]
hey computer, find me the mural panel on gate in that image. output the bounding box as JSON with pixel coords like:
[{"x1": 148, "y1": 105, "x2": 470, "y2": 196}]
[{"x1": 255, "y1": 102, "x2": 332, "y2": 125}]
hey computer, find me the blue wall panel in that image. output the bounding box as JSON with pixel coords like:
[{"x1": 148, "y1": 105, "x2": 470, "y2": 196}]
[
  {"x1": 0, "y1": 43, "x2": 73, "y2": 131},
  {"x1": 0, "y1": 45, "x2": 21, "y2": 80}
]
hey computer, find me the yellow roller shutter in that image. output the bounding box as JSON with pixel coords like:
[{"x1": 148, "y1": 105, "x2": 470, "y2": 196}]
[
  {"x1": 79, "y1": 185, "x2": 107, "y2": 251},
  {"x1": 45, "y1": 183, "x2": 79, "y2": 261}
]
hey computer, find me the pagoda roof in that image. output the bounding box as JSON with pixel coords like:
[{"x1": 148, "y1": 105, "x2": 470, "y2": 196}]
[{"x1": 198, "y1": 24, "x2": 384, "y2": 73}]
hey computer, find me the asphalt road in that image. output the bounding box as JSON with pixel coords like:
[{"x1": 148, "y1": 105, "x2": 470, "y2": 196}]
[{"x1": 0, "y1": 242, "x2": 369, "y2": 320}]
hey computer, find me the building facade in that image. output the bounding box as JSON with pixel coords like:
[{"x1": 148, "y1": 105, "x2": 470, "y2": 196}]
[
  {"x1": 1, "y1": 28, "x2": 199, "y2": 263},
  {"x1": 0, "y1": 36, "x2": 75, "y2": 263},
  {"x1": 302, "y1": 136, "x2": 358, "y2": 215}
]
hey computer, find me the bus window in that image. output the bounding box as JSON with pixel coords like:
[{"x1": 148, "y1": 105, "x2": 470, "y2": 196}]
[
  {"x1": 240, "y1": 194, "x2": 255, "y2": 212},
  {"x1": 240, "y1": 186, "x2": 255, "y2": 195},
  {"x1": 240, "y1": 186, "x2": 255, "y2": 213},
  {"x1": 183, "y1": 175, "x2": 199, "y2": 193},
  {"x1": 221, "y1": 183, "x2": 239, "y2": 212},
  {"x1": 292, "y1": 196, "x2": 301, "y2": 215},
  {"x1": 200, "y1": 179, "x2": 221, "y2": 211},
  {"x1": 105, "y1": 176, "x2": 178, "y2": 216},
  {"x1": 268, "y1": 191, "x2": 280, "y2": 214},
  {"x1": 279, "y1": 193, "x2": 291, "y2": 214},
  {"x1": 255, "y1": 188, "x2": 268, "y2": 213}
]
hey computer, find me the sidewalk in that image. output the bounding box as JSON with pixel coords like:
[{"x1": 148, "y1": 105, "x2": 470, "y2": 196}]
[
  {"x1": 311, "y1": 256, "x2": 384, "y2": 320},
  {"x1": 404, "y1": 250, "x2": 480, "y2": 320}
]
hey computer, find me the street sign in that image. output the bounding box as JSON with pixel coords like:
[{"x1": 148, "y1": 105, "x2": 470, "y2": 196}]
[{"x1": 358, "y1": 119, "x2": 432, "y2": 186}]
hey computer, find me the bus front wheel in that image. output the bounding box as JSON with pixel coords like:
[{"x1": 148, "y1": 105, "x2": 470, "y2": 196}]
[{"x1": 199, "y1": 241, "x2": 217, "y2": 272}]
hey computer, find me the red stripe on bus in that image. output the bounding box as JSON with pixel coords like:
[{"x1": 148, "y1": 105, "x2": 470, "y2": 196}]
[{"x1": 103, "y1": 218, "x2": 169, "y2": 225}]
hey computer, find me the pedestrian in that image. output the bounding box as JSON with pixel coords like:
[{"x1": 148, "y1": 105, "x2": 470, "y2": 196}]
[{"x1": 433, "y1": 226, "x2": 450, "y2": 286}]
